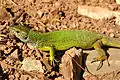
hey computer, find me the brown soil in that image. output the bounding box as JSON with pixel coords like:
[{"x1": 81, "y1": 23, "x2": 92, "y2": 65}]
[{"x1": 0, "y1": 0, "x2": 120, "y2": 80}]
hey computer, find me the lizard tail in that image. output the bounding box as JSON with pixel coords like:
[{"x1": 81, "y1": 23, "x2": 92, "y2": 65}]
[{"x1": 102, "y1": 37, "x2": 120, "y2": 48}]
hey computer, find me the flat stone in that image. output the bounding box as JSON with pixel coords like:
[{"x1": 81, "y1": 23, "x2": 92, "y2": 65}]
[
  {"x1": 78, "y1": 5, "x2": 114, "y2": 20},
  {"x1": 84, "y1": 48, "x2": 120, "y2": 76},
  {"x1": 77, "y1": 5, "x2": 120, "y2": 25},
  {"x1": 21, "y1": 57, "x2": 44, "y2": 73}
]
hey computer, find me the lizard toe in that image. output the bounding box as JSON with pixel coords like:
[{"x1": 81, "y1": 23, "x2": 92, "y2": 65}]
[
  {"x1": 91, "y1": 56, "x2": 110, "y2": 70},
  {"x1": 49, "y1": 58, "x2": 60, "y2": 66},
  {"x1": 91, "y1": 56, "x2": 107, "y2": 63},
  {"x1": 96, "y1": 61, "x2": 103, "y2": 71}
]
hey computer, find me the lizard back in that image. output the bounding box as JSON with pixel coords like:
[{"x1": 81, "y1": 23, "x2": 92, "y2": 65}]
[{"x1": 35, "y1": 30, "x2": 103, "y2": 50}]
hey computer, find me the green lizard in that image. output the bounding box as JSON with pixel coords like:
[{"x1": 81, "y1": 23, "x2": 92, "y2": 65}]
[{"x1": 10, "y1": 25, "x2": 120, "y2": 70}]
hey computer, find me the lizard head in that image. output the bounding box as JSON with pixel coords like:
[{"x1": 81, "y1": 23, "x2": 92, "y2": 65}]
[{"x1": 10, "y1": 25, "x2": 30, "y2": 42}]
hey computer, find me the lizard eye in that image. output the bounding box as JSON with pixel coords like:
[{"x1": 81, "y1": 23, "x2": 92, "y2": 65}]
[
  {"x1": 24, "y1": 36, "x2": 27, "y2": 39},
  {"x1": 16, "y1": 31, "x2": 20, "y2": 33}
]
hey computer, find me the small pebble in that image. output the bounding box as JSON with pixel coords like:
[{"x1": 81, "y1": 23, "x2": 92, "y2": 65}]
[
  {"x1": 37, "y1": 10, "x2": 44, "y2": 18},
  {"x1": 110, "y1": 33, "x2": 115, "y2": 38}
]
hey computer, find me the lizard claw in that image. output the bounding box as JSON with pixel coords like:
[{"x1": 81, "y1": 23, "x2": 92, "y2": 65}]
[{"x1": 91, "y1": 56, "x2": 110, "y2": 70}]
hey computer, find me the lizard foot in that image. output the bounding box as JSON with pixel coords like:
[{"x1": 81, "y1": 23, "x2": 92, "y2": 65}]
[
  {"x1": 49, "y1": 58, "x2": 60, "y2": 66},
  {"x1": 91, "y1": 56, "x2": 110, "y2": 70}
]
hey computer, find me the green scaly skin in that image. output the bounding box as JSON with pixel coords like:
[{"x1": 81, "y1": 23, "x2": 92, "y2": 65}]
[{"x1": 10, "y1": 25, "x2": 120, "y2": 70}]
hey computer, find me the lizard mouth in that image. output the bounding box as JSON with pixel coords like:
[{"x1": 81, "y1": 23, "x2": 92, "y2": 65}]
[
  {"x1": 10, "y1": 27, "x2": 28, "y2": 42},
  {"x1": 10, "y1": 27, "x2": 18, "y2": 36}
]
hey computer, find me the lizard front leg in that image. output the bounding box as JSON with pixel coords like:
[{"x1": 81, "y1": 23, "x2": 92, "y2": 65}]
[
  {"x1": 92, "y1": 40, "x2": 110, "y2": 70},
  {"x1": 39, "y1": 46, "x2": 55, "y2": 65}
]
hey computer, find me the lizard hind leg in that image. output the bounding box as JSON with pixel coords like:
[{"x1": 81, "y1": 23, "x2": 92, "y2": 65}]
[{"x1": 92, "y1": 40, "x2": 110, "y2": 70}]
